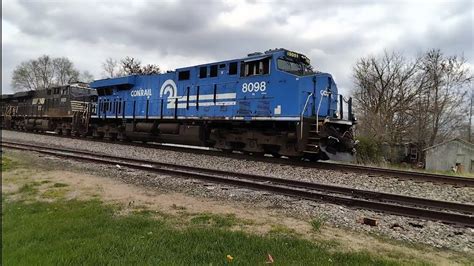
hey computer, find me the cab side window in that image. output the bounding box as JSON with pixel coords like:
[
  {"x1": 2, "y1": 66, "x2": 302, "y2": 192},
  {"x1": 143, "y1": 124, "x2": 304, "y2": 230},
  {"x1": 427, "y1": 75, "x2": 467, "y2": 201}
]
[
  {"x1": 209, "y1": 65, "x2": 218, "y2": 77},
  {"x1": 229, "y1": 62, "x2": 238, "y2": 75},
  {"x1": 199, "y1": 66, "x2": 207, "y2": 78},
  {"x1": 240, "y1": 58, "x2": 270, "y2": 77}
]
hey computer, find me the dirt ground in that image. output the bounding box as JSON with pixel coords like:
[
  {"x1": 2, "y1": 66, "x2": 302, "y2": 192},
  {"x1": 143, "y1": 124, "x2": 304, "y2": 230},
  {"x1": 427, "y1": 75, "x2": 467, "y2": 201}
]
[{"x1": 2, "y1": 149, "x2": 471, "y2": 265}]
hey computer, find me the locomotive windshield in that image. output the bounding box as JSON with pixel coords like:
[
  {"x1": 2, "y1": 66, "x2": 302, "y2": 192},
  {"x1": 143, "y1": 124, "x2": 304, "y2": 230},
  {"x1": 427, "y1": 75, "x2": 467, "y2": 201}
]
[{"x1": 277, "y1": 58, "x2": 314, "y2": 76}]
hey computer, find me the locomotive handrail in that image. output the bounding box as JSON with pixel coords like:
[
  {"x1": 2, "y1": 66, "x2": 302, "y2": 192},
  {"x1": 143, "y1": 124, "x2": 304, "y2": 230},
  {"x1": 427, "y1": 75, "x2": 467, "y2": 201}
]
[
  {"x1": 336, "y1": 93, "x2": 354, "y2": 121},
  {"x1": 300, "y1": 92, "x2": 313, "y2": 139},
  {"x1": 316, "y1": 90, "x2": 331, "y2": 133}
]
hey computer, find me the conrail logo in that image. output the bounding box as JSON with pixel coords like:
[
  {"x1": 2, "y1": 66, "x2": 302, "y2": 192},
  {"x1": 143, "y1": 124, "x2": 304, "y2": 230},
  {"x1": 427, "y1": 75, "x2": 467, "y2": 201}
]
[
  {"x1": 130, "y1": 88, "x2": 152, "y2": 97},
  {"x1": 160, "y1": 79, "x2": 177, "y2": 99}
]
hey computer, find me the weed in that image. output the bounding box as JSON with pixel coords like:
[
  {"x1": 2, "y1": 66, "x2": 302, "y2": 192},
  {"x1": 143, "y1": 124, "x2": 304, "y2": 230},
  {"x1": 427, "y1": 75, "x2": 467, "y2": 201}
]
[
  {"x1": 171, "y1": 204, "x2": 187, "y2": 210},
  {"x1": 310, "y1": 217, "x2": 326, "y2": 232},
  {"x1": 52, "y1": 183, "x2": 68, "y2": 188}
]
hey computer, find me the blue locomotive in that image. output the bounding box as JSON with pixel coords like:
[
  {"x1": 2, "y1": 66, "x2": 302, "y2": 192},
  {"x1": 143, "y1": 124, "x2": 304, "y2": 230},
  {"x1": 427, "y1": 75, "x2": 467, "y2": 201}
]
[
  {"x1": 1, "y1": 49, "x2": 356, "y2": 160},
  {"x1": 89, "y1": 48, "x2": 356, "y2": 160}
]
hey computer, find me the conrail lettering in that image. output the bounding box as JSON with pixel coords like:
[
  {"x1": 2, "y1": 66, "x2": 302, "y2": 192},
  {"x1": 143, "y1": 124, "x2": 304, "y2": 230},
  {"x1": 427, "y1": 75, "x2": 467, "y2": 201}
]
[{"x1": 131, "y1": 88, "x2": 152, "y2": 97}]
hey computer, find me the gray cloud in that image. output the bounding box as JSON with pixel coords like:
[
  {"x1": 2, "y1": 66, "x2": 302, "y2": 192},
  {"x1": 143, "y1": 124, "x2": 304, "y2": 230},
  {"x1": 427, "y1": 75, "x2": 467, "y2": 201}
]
[{"x1": 2, "y1": 0, "x2": 473, "y2": 95}]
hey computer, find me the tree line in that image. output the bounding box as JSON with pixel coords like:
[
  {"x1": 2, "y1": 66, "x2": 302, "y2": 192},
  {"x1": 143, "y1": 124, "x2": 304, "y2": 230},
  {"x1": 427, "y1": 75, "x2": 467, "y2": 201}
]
[
  {"x1": 11, "y1": 56, "x2": 160, "y2": 92},
  {"x1": 353, "y1": 49, "x2": 472, "y2": 157}
]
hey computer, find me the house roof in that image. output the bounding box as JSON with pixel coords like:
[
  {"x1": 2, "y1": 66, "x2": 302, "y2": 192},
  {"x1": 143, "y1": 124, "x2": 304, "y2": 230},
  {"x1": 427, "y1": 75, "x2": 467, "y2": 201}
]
[{"x1": 423, "y1": 138, "x2": 474, "y2": 151}]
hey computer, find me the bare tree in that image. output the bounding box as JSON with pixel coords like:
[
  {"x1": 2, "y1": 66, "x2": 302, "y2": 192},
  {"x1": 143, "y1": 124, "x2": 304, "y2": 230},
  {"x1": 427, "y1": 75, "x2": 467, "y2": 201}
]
[
  {"x1": 79, "y1": 70, "x2": 95, "y2": 83},
  {"x1": 102, "y1": 57, "x2": 161, "y2": 78},
  {"x1": 140, "y1": 63, "x2": 161, "y2": 75},
  {"x1": 11, "y1": 61, "x2": 38, "y2": 91},
  {"x1": 11, "y1": 55, "x2": 80, "y2": 91},
  {"x1": 352, "y1": 51, "x2": 420, "y2": 144},
  {"x1": 353, "y1": 48, "x2": 472, "y2": 161},
  {"x1": 121, "y1": 56, "x2": 142, "y2": 75},
  {"x1": 101, "y1": 57, "x2": 123, "y2": 78},
  {"x1": 33, "y1": 55, "x2": 55, "y2": 89},
  {"x1": 416, "y1": 49, "x2": 472, "y2": 146},
  {"x1": 54, "y1": 57, "x2": 80, "y2": 85}
]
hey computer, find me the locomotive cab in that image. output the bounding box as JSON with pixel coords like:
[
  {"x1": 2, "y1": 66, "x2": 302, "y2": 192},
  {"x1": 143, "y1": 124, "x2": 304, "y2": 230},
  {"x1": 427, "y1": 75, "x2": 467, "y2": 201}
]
[{"x1": 270, "y1": 49, "x2": 357, "y2": 161}]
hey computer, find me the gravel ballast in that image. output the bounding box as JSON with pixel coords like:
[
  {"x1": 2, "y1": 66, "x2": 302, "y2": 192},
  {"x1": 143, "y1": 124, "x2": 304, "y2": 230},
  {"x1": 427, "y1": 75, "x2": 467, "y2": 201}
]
[
  {"x1": 3, "y1": 130, "x2": 473, "y2": 204},
  {"x1": 2, "y1": 130, "x2": 474, "y2": 253}
]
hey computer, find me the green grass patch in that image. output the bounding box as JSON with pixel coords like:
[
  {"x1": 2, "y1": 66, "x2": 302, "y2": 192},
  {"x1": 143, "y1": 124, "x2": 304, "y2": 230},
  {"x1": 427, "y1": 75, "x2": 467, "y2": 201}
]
[
  {"x1": 190, "y1": 213, "x2": 238, "y2": 228},
  {"x1": 17, "y1": 182, "x2": 40, "y2": 196},
  {"x1": 268, "y1": 224, "x2": 298, "y2": 237},
  {"x1": 1, "y1": 199, "x2": 408, "y2": 265},
  {"x1": 1, "y1": 156, "x2": 17, "y2": 172},
  {"x1": 52, "y1": 182, "x2": 68, "y2": 188},
  {"x1": 41, "y1": 188, "x2": 68, "y2": 199}
]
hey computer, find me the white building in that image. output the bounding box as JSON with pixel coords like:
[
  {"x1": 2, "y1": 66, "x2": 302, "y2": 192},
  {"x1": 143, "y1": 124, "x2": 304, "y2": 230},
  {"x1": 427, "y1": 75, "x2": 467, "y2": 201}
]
[{"x1": 424, "y1": 138, "x2": 474, "y2": 173}]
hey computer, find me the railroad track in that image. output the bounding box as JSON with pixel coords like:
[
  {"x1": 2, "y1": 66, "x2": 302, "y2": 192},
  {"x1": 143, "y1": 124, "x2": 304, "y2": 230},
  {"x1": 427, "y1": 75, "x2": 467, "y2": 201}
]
[
  {"x1": 3, "y1": 140, "x2": 474, "y2": 227},
  {"x1": 2, "y1": 129, "x2": 474, "y2": 187}
]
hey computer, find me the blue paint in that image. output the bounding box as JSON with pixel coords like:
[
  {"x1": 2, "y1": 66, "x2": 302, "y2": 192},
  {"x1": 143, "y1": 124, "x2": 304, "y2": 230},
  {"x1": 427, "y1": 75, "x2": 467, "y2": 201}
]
[{"x1": 90, "y1": 49, "x2": 343, "y2": 121}]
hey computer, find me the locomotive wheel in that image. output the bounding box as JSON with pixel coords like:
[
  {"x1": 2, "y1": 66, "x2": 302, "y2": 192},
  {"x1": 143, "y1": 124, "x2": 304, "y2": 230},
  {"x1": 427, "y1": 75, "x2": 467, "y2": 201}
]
[
  {"x1": 92, "y1": 129, "x2": 104, "y2": 139},
  {"x1": 117, "y1": 132, "x2": 128, "y2": 142}
]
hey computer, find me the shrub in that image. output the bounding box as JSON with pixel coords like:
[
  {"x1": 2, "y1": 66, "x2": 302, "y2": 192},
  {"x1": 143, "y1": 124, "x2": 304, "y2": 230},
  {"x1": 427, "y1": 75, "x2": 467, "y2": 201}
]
[{"x1": 355, "y1": 136, "x2": 383, "y2": 164}]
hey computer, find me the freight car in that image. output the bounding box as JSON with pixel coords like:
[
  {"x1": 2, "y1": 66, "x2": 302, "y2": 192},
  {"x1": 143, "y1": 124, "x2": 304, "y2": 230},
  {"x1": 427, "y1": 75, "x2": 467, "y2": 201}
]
[{"x1": 2, "y1": 49, "x2": 356, "y2": 161}]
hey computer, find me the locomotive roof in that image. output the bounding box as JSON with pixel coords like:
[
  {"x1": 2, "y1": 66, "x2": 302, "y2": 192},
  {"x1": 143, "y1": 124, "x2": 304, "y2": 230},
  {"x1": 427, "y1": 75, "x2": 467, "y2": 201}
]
[
  {"x1": 0, "y1": 91, "x2": 32, "y2": 99},
  {"x1": 12, "y1": 90, "x2": 35, "y2": 98},
  {"x1": 91, "y1": 48, "x2": 320, "y2": 88},
  {"x1": 1, "y1": 83, "x2": 93, "y2": 99},
  {"x1": 176, "y1": 48, "x2": 301, "y2": 71},
  {"x1": 1, "y1": 94, "x2": 15, "y2": 99}
]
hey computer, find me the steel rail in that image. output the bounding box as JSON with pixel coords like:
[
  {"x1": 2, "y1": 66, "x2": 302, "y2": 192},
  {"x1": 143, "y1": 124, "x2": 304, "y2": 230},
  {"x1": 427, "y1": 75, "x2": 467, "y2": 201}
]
[
  {"x1": 2, "y1": 141, "x2": 473, "y2": 227},
  {"x1": 2, "y1": 129, "x2": 473, "y2": 187},
  {"x1": 3, "y1": 140, "x2": 473, "y2": 214},
  {"x1": 311, "y1": 162, "x2": 474, "y2": 187}
]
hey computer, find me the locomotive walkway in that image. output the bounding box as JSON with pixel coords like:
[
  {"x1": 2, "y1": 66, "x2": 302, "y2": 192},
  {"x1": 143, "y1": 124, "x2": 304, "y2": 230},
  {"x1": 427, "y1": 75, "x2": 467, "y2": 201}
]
[{"x1": 3, "y1": 140, "x2": 474, "y2": 227}]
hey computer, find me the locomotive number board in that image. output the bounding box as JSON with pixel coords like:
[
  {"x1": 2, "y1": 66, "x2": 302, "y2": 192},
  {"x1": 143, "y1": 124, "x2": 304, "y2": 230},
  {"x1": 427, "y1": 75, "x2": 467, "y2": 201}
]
[{"x1": 285, "y1": 51, "x2": 311, "y2": 65}]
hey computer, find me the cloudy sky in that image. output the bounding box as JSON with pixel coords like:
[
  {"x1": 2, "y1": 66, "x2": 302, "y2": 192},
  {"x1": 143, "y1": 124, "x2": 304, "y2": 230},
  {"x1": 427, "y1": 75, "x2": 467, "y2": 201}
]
[{"x1": 2, "y1": 0, "x2": 473, "y2": 95}]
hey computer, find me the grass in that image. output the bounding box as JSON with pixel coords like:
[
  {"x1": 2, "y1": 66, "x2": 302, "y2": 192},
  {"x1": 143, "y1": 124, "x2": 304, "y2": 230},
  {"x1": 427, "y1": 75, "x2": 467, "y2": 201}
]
[
  {"x1": 1, "y1": 198, "x2": 408, "y2": 265},
  {"x1": 170, "y1": 203, "x2": 187, "y2": 210},
  {"x1": 2, "y1": 156, "x2": 17, "y2": 172},
  {"x1": 17, "y1": 183, "x2": 40, "y2": 196},
  {"x1": 41, "y1": 188, "x2": 68, "y2": 199},
  {"x1": 190, "y1": 213, "x2": 238, "y2": 228},
  {"x1": 310, "y1": 217, "x2": 326, "y2": 232},
  {"x1": 268, "y1": 224, "x2": 298, "y2": 236},
  {"x1": 52, "y1": 182, "x2": 69, "y2": 188}
]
